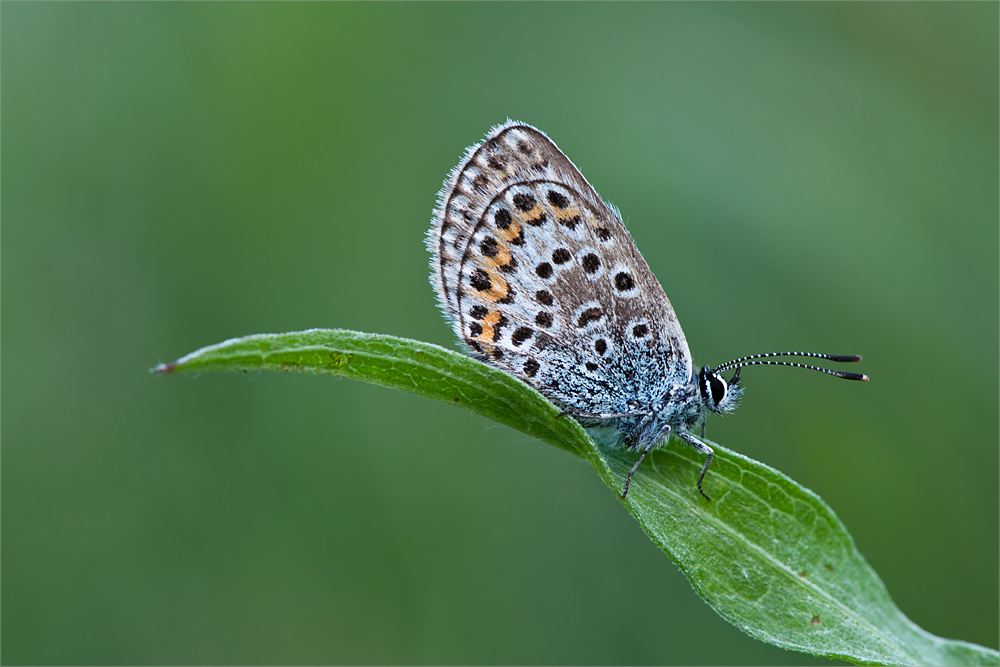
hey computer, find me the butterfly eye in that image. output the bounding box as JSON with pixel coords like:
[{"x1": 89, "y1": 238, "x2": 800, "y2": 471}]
[
  {"x1": 699, "y1": 367, "x2": 728, "y2": 409},
  {"x1": 708, "y1": 372, "x2": 728, "y2": 407}
]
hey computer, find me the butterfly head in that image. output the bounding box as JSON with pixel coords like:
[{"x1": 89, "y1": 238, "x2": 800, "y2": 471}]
[
  {"x1": 700, "y1": 352, "x2": 869, "y2": 418},
  {"x1": 698, "y1": 366, "x2": 743, "y2": 415}
]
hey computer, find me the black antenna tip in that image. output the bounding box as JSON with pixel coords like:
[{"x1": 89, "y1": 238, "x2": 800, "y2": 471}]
[
  {"x1": 836, "y1": 371, "x2": 869, "y2": 381},
  {"x1": 827, "y1": 354, "x2": 863, "y2": 363}
]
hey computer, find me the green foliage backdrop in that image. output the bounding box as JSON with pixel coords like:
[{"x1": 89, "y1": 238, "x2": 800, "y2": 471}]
[{"x1": 3, "y1": 3, "x2": 997, "y2": 665}]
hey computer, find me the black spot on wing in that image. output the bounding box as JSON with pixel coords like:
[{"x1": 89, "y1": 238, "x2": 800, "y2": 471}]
[
  {"x1": 480, "y1": 237, "x2": 499, "y2": 258},
  {"x1": 546, "y1": 190, "x2": 569, "y2": 208},
  {"x1": 581, "y1": 253, "x2": 600, "y2": 273},
  {"x1": 470, "y1": 269, "x2": 491, "y2": 291},
  {"x1": 511, "y1": 327, "x2": 533, "y2": 346},
  {"x1": 494, "y1": 208, "x2": 512, "y2": 230},
  {"x1": 513, "y1": 193, "x2": 536, "y2": 212},
  {"x1": 577, "y1": 308, "x2": 603, "y2": 328},
  {"x1": 492, "y1": 315, "x2": 508, "y2": 343},
  {"x1": 614, "y1": 272, "x2": 635, "y2": 291},
  {"x1": 560, "y1": 215, "x2": 580, "y2": 230},
  {"x1": 487, "y1": 153, "x2": 507, "y2": 170},
  {"x1": 535, "y1": 290, "x2": 554, "y2": 305}
]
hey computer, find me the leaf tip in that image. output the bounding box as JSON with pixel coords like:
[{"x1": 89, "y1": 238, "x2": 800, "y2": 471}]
[{"x1": 152, "y1": 361, "x2": 178, "y2": 375}]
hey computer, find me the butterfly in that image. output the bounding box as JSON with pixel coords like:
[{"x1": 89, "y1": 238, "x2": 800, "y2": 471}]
[{"x1": 427, "y1": 121, "x2": 867, "y2": 500}]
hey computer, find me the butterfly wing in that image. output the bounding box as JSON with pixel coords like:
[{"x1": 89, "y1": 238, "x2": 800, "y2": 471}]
[{"x1": 428, "y1": 121, "x2": 692, "y2": 415}]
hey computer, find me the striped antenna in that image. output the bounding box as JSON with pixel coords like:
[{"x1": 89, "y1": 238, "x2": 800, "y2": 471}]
[{"x1": 713, "y1": 352, "x2": 868, "y2": 382}]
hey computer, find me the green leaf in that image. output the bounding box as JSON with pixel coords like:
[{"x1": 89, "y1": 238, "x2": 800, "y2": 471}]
[{"x1": 155, "y1": 329, "x2": 999, "y2": 667}]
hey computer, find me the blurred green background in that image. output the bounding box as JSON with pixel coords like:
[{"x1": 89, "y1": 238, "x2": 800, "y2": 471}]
[{"x1": 3, "y1": 3, "x2": 997, "y2": 665}]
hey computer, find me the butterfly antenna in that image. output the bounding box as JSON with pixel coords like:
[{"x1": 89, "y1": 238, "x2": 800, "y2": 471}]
[{"x1": 714, "y1": 352, "x2": 868, "y2": 382}]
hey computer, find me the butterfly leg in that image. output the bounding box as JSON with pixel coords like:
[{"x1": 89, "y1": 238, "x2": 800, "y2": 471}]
[
  {"x1": 678, "y1": 431, "x2": 714, "y2": 501},
  {"x1": 621, "y1": 424, "x2": 670, "y2": 500}
]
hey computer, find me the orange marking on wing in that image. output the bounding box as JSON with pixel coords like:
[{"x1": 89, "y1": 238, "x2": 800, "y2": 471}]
[
  {"x1": 526, "y1": 205, "x2": 544, "y2": 220},
  {"x1": 488, "y1": 272, "x2": 509, "y2": 300},
  {"x1": 512, "y1": 205, "x2": 546, "y2": 227},
  {"x1": 497, "y1": 220, "x2": 521, "y2": 243},
  {"x1": 498, "y1": 221, "x2": 522, "y2": 244},
  {"x1": 478, "y1": 310, "x2": 502, "y2": 341},
  {"x1": 483, "y1": 243, "x2": 513, "y2": 272},
  {"x1": 475, "y1": 269, "x2": 509, "y2": 305},
  {"x1": 556, "y1": 206, "x2": 581, "y2": 226}
]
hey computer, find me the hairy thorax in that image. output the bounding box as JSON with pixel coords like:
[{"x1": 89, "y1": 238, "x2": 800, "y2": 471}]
[{"x1": 615, "y1": 379, "x2": 705, "y2": 451}]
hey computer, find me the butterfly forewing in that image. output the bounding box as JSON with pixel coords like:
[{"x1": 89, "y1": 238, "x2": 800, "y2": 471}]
[{"x1": 429, "y1": 122, "x2": 692, "y2": 415}]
